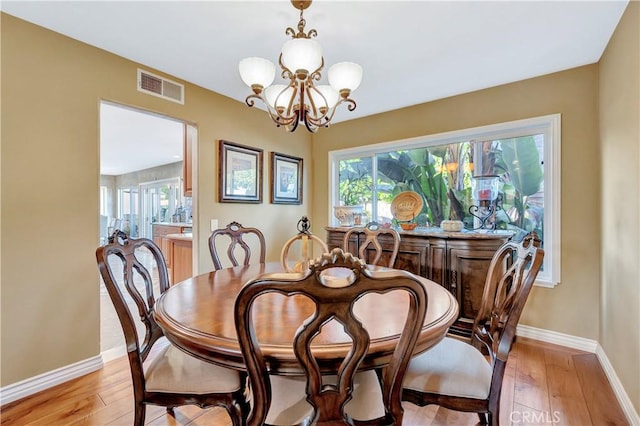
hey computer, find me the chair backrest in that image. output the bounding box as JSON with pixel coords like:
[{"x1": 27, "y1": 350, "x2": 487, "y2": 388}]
[
  {"x1": 343, "y1": 222, "x2": 401, "y2": 268},
  {"x1": 96, "y1": 230, "x2": 170, "y2": 396},
  {"x1": 471, "y1": 232, "x2": 544, "y2": 364},
  {"x1": 208, "y1": 221, "x2": 266, "y2": 270},
  {"x1": 235, "y1": 248, "x2": 428, "y2": 426}
]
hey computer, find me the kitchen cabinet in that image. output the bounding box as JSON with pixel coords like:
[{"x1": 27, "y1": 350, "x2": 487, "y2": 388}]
[
  {"x1": 165, "y1": 233, "x2": 193, "y2": 284},
  {"x1": 152, "y1": 223, "x2": 192, "y2": 268},
  {"x1": 326, "y1": 226, "x2": 512, "y2": 337}
]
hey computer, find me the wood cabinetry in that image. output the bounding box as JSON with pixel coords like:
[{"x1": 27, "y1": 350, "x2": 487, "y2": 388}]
[
  {"x1": 166, "y1": 233, "x2": 193, "y2": 284},
  {"x1": 326, "y1": 227, "x2": 512, "y2": 337},
  {"x1": 152, "y1": 223, "x2": 192, "y2": 268}
]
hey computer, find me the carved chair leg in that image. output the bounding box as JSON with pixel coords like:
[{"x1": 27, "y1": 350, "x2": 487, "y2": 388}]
[
  {"x1": 228, "y1": 399, "x2": 249, "y2": 426},
  {"x1": 134, "y1": 403, "x2": 146, "y2": 426},
  {"x1": 478, "y1": 412, "x2": 488, "y2": 425},
  {"x1": 489, "y1": 410, "x2": 498, "y2": 426},
  {"x1": 166, "y1": 406, "x2": 175, "y2": 416}
]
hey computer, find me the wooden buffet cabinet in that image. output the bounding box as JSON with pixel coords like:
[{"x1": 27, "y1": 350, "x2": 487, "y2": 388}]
[{"x1": 326, "y1": 226, "x2": 513, "y2": 337}]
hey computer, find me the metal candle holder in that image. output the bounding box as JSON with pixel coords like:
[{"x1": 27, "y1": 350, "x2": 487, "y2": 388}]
[{"x1": 469, "y1": 175, "x2": 502, "y2": 231}]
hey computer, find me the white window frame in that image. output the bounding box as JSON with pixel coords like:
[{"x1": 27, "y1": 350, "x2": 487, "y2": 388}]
[{"x1": 328, "y1": 114, "x2": 561, "y2": 288}]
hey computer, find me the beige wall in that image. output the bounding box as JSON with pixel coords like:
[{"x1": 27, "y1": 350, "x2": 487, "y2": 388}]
[
  {"x1": 312, "y1": 66, "x2": 601, "y2": 339},
  {"x1": 2, "y1": 5, "x2": 639, "y2": 413},
  {"x1": 0, "y1": 14, "x2": 310, "y2": 386},
  {"x1": 599, "y1": 1, "x2": 640, "y2": 412}
]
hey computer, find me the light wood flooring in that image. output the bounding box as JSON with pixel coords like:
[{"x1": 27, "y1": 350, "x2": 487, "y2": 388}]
[{"x1": 0, "y1": 337, "x2": 628, "y2": 425}]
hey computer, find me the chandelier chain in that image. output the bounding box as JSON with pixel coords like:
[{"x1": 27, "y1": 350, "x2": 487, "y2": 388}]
[{"x1": 285, "y1": 8, "x2": 317, "y2": 39}]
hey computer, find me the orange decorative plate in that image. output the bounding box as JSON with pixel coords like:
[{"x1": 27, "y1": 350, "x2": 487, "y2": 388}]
[{"x1": 391, "y1": 191, "x2": 423, "y2": 221}]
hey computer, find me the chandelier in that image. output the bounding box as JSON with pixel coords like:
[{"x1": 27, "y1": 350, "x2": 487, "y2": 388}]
[{"x1": 238, "y1": 0, "x2": 363, "y2": 133}]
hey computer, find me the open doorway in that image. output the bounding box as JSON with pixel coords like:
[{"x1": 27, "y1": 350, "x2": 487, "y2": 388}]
[{"x1": 99, "y1": 101, "x2": 195, "y2": 359}]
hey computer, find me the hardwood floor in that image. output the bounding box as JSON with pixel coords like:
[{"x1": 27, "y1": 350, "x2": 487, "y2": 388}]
[{"x1": 0, "y1": 337, "x2": 628, "y2": 425}]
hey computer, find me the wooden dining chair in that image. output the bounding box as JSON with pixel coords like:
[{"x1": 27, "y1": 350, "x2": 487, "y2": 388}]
[
  {"x1": 235, "y1": 248, "x2": 428, "y2": 426},
  {"x1": 209, "y1": 221, "x2": 266, "y2": 270},
  {"x1": 342, "y1": 222, "x2": 401, "y2": 268},
  {"x1": 96, "y1": 230, "x2": 248, "y2": 426},
  {"x1": 402, "y1": 232, "x2": 544, "y2": 426}
]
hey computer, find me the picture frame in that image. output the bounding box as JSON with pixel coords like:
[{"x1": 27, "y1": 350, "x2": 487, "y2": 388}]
[
  {"x1": 218, "y1": 140, "x2": 263, "y2": 203},
  {"x1": 270, "y1": 152, "x2": 303, "y2": 204}
]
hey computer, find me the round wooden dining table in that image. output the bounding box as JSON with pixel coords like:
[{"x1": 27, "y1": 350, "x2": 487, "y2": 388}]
[{"x1": 154, "y1": 262, "x2": 459, "y2": 375}]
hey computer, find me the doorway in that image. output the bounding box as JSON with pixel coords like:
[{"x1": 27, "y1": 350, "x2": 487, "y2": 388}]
[{"x1": 99, "y1": 101, "x2": 195, "y2": 359}]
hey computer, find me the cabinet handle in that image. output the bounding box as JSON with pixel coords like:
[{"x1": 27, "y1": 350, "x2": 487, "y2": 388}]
[{"x1": 450, "y1": 270, "x2": 457, "y2": 296}]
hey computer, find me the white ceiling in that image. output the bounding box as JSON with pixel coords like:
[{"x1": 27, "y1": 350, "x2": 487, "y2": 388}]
[
  {"x1": 2, "y1": 0, "x2": 628, "y2": 175},
  {"x1": 100, "y1": 102, "x2": 184, "y2": 175}
]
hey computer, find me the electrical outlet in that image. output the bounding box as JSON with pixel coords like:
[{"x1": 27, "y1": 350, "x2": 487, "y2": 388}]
[{"x1": 210, "y1": 219, "x2": 219, "y2": 232}]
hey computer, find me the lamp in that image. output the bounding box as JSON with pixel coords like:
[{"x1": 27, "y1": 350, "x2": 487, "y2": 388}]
[
  {"x1": 469, "y1": 175, "x2": 503, "y2": 231},
  {"x1": 239, "y1": 0, "x2": 362, "y2": 133}
]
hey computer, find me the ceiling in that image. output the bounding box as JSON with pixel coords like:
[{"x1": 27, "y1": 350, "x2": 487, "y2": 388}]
[
  {"x1": 2, "y1": 0, "x2": 629, "y2": 175},
  {"x1": 100, "y1": 102, "x2": 184, "y2": 175}
]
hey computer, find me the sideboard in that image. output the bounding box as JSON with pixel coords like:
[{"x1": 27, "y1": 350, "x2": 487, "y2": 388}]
[{"x1": 325, "y1": 226, "x2": 513, "y2": 337}]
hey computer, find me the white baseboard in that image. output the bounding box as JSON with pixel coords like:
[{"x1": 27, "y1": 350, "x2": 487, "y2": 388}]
[
  {"x1": 516, "y1": 324, "x2": 639, "y2": 425},
  {"x1": 516, "y1": 324, "x2": 598, "y2": 352},
  {"x1": 0, "y1": 355, "x2": 103, "y2": 406},
  {"x1": 595, "y1": 344, "x2": 640, "y2": 426},
  {"x1": 101, "y1": 345, "x2": 127, "y2": 363}
]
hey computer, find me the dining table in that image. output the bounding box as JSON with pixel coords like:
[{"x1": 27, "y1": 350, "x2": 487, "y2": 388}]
[{"x1": 154, "y1": 262, "x2": 459, "y2": 375}]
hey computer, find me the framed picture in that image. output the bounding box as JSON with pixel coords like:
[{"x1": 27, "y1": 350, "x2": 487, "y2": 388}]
[
  {"x1": 270, "y1": 152, "x2": 303, "y2": 204},
  {"x1": 218, "y1": 140, "x2": 263, "y2": 203}
]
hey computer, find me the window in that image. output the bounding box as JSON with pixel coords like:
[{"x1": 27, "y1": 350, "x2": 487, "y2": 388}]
[
  {"x1": 329, "y1": 114, "x2": 560, "y2": 287},
  {"x1": 99, "y1": 186, "x2": 109, "y2": 216},
  {"x1": 118, "y1": 186, "x2": 139, "y2": 237}
]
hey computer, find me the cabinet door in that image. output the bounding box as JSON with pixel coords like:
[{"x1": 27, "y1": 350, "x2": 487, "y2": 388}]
[
  {"x1": 426, "y1": 239, "x2": 447, "y2": 287},
  {"x1": 447, "y1": 239, "x2": 506, "y2": 335},
  {"x1": 389, "y1": 234, "x2": 427, "y2": 276},
  {"x1": 326, "y1": 229, "x2": 352, "y2": 252},
  {"x1": 162, "y1": 237, "x2": 172, "y2": 268},
  {"x1": 170, "y1": 239, "x2": 193, "y2": 284}
]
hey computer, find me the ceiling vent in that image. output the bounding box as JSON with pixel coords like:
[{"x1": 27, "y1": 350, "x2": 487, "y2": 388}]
[{"x1": 137, "y1": 69, "x2": 184, "y2": 104}]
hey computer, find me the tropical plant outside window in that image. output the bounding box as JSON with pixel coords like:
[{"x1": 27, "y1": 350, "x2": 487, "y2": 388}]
[
  {"x1": 338, "y1": 136, "x2": 544, "y2": 237},
  {"x1": 331, "y1": 114, "x2": 560, "y2": 287}
]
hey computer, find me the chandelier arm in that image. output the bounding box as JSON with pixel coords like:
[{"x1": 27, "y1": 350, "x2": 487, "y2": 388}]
[
  {"x1": 320, "y1": 98, "x2": 346, "y2": 124},
  {"x1": 245, "y1": 94, "x2": 260, "y2": 108},
  {"x1": 288, "y1": 110, "x2": 301, "y2": 132},
  {"x1": 309, "y1": 57, "x2": 324, "y2": 81},
  {"x1": 305, "y1": 84, "x2": 322, "y2": 121},
  {"x1": 269, "y1": 108, "x2": 298, "y2": 128},
  {"x1": 344, "y1": 98, "x2": 357, "y2": 112},
  {"x1": 302, "y1": 108, "x2": 319, "y2": 133},
  {"x1": 246, "y1": 92, "x2": 300, "y2": 129}
]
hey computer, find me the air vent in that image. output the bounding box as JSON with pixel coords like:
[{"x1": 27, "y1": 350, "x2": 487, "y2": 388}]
[{"x1": 137, "y1": 69, "x2": 184, "y2": 104}]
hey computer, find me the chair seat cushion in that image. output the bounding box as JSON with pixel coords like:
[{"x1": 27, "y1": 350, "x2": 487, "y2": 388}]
[
  {"x1": 144, "y1": 344, "x2": 243, "y2": 394},
  {"x1": 265, "y1": 370, "x2": 385, "y2": 424},
  {"x1": 403, "y1": 337, "x2": 493, "y2": 399}
]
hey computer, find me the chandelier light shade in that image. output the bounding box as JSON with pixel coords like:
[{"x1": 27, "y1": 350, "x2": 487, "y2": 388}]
[
  {"x1": 328, "y1": 62, "x2": 363, "y2": 94},
  {"x1": 239, "y1": 0, "x2": 362, "y2": 132},
  {"x1": 281, "y1": 38, "x2": 323, "y2": 74},
  {"x1": 238, "y1": 57, "x2": 275, "y2": 91}
]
